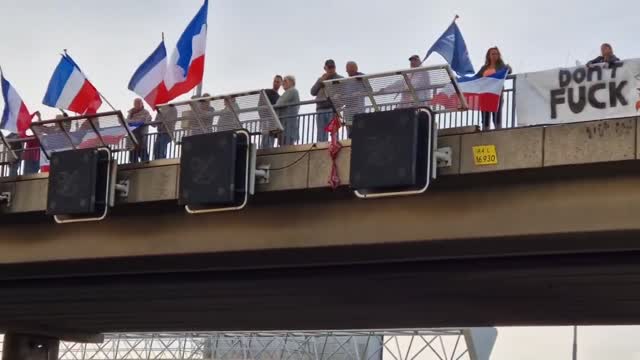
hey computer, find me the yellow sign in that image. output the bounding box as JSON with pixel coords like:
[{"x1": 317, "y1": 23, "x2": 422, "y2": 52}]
[{"x1": 472, "y1": 145, "x2": 498, "y2": 166}]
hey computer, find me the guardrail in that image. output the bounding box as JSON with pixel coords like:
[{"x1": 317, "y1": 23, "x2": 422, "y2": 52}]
[{"x1": 1, "y1": 77, "x2": 516, "y2": 175}]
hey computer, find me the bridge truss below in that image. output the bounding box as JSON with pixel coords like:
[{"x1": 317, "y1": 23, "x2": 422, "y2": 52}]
[{"x1": 0, "y1": 329, "x2": 496, "y2": 360}]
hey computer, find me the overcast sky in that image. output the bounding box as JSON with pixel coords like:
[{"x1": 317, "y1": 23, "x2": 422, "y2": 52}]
[
  {"x1": 1, "y1": 0, "x2": 639, "y2": 119},
  {"x1": 2, "y1": 0, "x2": 640, "y2": 357}
]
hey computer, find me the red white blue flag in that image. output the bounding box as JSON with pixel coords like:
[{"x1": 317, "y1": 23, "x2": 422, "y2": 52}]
[
  {"x1": 42, "y1": 54, "x2": 102, "y2": 114},
  {"x1": 433, "y1": 68, "x2": 509, "y2": 112},
  {"x1": 1, "y1": 72, "x2": 35, "y2": 137},
  {"x1": 164, "y1": 0, "x2": 208, "y2": 101},
  {"x1": 129, "y1": 0, "x2": 208, "y2": 106},
  {"x1": 128, "y1": 41, "x2": 169, "y2": 107}
]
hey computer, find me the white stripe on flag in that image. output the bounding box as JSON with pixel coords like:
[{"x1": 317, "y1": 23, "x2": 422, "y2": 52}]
[
  {"x1": 191, "y1": 24, "x2": 207, "y2": 60},
  {"x1": 5, "y1": 86, "x2": 24, "y2": 133},
  {"x1": 459, "y1": 76, "x2": 504, "y2": 95},
  {"x1": 133, "y1": 60, "x2": 166, "y2": 98},
  {"x1": 55, "y1": 68, "x2": 86, "y2": 109}
]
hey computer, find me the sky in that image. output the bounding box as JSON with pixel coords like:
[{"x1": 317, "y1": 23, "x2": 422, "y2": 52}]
[
  {"x1": 1, "y1": 0, "x2": 639, "y2": 119},
  {"x1": 2, "y1": 0, "x2": 640, "y2": 358}
]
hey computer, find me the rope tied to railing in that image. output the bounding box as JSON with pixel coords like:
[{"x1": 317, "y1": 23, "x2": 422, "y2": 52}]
[{"x1": 325, "y1": 114, "x2": 343, "y2": 190}]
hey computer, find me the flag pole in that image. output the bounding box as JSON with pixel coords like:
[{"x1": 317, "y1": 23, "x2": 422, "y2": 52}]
[
  {"x1": 572, "y1": 325, "x2": 578, "y2": 360},
  {"x1": 63, "y1": 49, "x2": 117, "y2": 112},
  {"x1": 452, "y1": 14, "x2": 460, "y2": 23},
  {"x1": 194, "y1": 23, "x2": 207, "y2": 97}
]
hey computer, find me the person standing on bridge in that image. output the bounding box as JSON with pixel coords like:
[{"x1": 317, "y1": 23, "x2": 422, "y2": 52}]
[
  {"x1": 311, "y1": 59, "x2": 343, "y2": 143},
  {"x1": 587, "y1": 43, "x2": 621, "y2": 68},
  {"x1": 265, "y1": 75, "x2": 283, "y2": 105},
  {"x1": 476, "y1": 47, "x2": 512, "y2": 130},
  {"x1": 126, "y1": 98, "x2": 152, "y2": 163},
  {"x1": 381, "y1": 55, "x2": 431, "y2": 109},
  {"x1": 262, "y1": 75, "x2": 283, "y2": 149},
  {"x1": 344, "y1": 61, "x2": 365, "y2": 138},
  {"x1": 153, "y1": 105, "x2": 177, "y2": 160},
  {"x1": 274, "y1": 75, "x2": 300, "y2": 146}
]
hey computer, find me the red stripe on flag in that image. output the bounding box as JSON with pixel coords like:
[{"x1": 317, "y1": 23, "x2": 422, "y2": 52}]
[
  {"x1": 16, "y1": 102, "x2": 33, "y2": 137},
  {"x1": 432, "y1": 92, "x2": 501, "y2": 112},
  {"x1": 68, "y1": 80, "x2": 102, "y2": 114},
  {"x1": 166, "y1": 56, "x2": 205, "y2": 102},
  {"x1": 145, "y1": 82, "x2": 170, "y2": 107}
]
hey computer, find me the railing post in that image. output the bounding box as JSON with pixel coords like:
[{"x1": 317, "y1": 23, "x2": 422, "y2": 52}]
[{"x1": 510, "y1": 76, "x2": 517, "y2": 127}]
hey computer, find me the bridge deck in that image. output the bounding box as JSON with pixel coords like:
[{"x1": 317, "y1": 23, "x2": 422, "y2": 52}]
[
  {"x1": 2, "y1": 117, "x2": 640, "y2": 333},
  {"x1": 0, "y1": 116, "x2": 639, "y2": 266}
]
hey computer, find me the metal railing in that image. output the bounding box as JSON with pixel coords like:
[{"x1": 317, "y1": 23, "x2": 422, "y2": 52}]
[
  {"x1": 0, "y1": 77, "x2": 516, "y2": 176},
  {"x1": 0, "y1": 135, "x2": 43, "y2": 178}
]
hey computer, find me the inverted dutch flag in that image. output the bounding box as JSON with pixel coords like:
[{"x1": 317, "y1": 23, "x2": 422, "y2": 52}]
[
  {"x1": 432, "y1": 68, "x2": 509, "y2": 112},
  {"x1": 1, "y1": 72, "x2": 34, "y2": 137},
  {"x1": 78, "y1": 126, "x2": 128, "y2": 149},
  {"x1": 164, "y1": 0, "x2": 208, "y2": 101},
  {"x1": 42, "y1": 54, "x2": 102, "y2": 114},
  {"x1": 128, "y1": 41, "x2": 169, "y2": 107}
]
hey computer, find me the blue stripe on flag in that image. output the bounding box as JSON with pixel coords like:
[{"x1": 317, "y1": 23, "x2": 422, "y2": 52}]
[
  {"x1": 1, "y1": 74, "x2": 11, "y2": 128},
  {"x1": 42, "y1": 55, "x2": 75, "y2": 107},
  {"x1": 174, "y1": 0, "x2": 208, "y2": 76},
  {"x1": 128, "y1": 41, "x2": 167, "y2": 90},
  {"x1": 457, "y1": 68, "x2": 509, "y2": 83}
]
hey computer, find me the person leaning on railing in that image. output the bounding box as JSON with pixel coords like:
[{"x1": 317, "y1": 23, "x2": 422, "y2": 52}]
[
  {"x1": 274, "y1": 75, "x2": 301, "y2": 146},
  {"x1": 344, "y1": 61, "x2": 365, "y2": 138},
  {"x1": 126, "y1": 98, "x2": 152, "y2": 163},
  {"x1": 5, "y1": 133, "x2": 22, "y2": 177},
  {"x1": 587, "y1": 43, "x2": 620, "y2": 67},
  {"x1": 380, "y1": 55, "x2": 431, "y2": 109},
  {"x1": 261, "y1": 75, "x2": 283, "y2": 149},
  {"x1": 476, "y1": 47, "x2": 512, "y2": 130},
  {"x1": 310, "y1": 59, "x2": 343, "y2": 142},
  {"x1": 153, "y1": 105, "x2": 177, "y2": 160},
  {"x1": 265, "y1": 75, "x2": 283, "y2": 105},
  {"x1": 22, "y1": 136, "x2": 41, "y2": 175}
]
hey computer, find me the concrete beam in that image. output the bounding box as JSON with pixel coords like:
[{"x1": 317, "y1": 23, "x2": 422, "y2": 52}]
[
  {"x1": 460, "y1": 127, "x2": 544, "y2": 174},
  {"x1": 544, "y1": 117, "x2": 636, "y2": 166},
  {"x1": 3, "y1": 172, "x2": 640, "y2": 265}
]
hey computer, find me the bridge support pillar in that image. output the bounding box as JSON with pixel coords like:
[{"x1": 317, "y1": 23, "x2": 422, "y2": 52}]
[{"x1": 2, "y1": 333, "x2": 59, "y2": 360}]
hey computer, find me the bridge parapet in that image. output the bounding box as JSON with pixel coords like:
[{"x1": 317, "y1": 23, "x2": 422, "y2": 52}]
[{"x1": 1, "y1": 116, "x2": 638, "y2": 214}]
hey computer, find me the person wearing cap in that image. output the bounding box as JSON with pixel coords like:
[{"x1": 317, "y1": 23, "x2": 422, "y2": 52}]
[
  {"x1": 383, "y1": 55, "x2": 431, "y2": 108},
  {"x1": 310, "y1": 59, "x2": 343, "y2": 142},
  {"x1": 409, "y1": 54, "x2": 422, "y2": 68}
]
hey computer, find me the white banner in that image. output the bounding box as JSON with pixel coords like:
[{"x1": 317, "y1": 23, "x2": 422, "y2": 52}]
[{"x1": 516, "y1": 59, "x2": 640, "y2": 125}]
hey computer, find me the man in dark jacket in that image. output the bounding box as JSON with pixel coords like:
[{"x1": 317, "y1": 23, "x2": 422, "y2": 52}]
[
  {"x1": 310, "y1": 59, "x2": 343, "y2": 142},
  {"x1": 265, "y1": 75, "x2": 283, "y2": 105}
]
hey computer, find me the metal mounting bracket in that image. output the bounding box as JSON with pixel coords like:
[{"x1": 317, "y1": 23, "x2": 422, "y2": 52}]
[
  {"x1": 255, "y1": 165, "x2": 271, "y2": 184},
  {"x1": 436, "y1": 147, "x2": 452, "y2": 168},
  {"x1": 115, "y1": 180, "x2": 130, "y2": 198},
  {"x1": 0, "y1": 191, "x2": 11, "y2": 208}
]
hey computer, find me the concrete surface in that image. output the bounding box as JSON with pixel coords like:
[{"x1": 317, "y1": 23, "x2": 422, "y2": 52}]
[{"x1": 544, "y1": 117, "x2": 637, "y2": 166}]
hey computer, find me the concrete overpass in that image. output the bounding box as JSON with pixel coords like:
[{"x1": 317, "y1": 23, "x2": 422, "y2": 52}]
[{"x1": 2, "y1": 116, "x2": 640, "y2": 335}]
